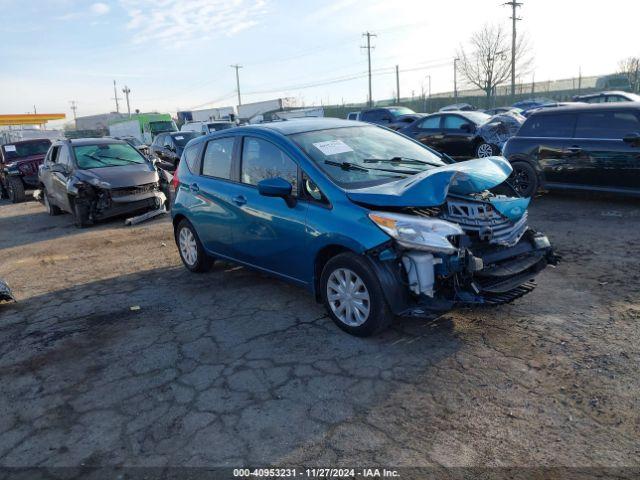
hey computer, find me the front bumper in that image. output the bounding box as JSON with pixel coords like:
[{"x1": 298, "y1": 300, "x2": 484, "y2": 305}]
[
  {"x1": 92, "y1": 192, "x2": 164, "y2": 220},
  {"x1": 368, "y1": 229, "x2": 556, "y2": 317}
]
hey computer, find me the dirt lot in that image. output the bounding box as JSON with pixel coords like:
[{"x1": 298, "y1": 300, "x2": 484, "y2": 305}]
[{"x1": 0, "y1": 194, "x2": 638, "y2": 470}]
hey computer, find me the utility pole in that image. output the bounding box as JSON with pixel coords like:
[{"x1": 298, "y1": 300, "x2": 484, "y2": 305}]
[
  {"x1": 395, "y1": 65, "x2": 400, "y2": 104},
  {"x1": 454, "y1": 57, "x2": 459, "y2": 99},
  {"x1": 122, "y1": 85, "x2": 131, "y2": 117},
  {"x1": 361, "y1": 31, "x2": 376, "y2": 107},
  {"x1": 503, "y1": 1, "x2": 522, "y2": 101},
  {"x1": 230, "y1": 64, "x2": 242, "y2": 106},
  {"x1": 112, "y1": 80, "x2": 121, "y2": 113},
  {"x1": 69, "y1": 101, "x2": 78, "y2": 129}
]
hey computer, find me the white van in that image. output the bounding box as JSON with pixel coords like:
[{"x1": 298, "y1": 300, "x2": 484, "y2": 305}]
[{"x1": 180, "y1": 121, "x2": 235, "y2": 135}]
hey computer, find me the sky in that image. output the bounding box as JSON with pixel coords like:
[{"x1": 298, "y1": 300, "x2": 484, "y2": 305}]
[{"x1": 1, "y1": 0, "x2": 639, "y2": 126}]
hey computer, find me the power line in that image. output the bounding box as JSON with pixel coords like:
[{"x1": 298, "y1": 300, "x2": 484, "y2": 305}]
[
  {"x1": 361, "y1": 32, "x2": 377, "y2": 107},
  {"x1": 503, "y1": 1, "x2": 523, "y2": 99}
]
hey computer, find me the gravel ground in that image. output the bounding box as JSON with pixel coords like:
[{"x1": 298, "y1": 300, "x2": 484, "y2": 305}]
[{"x1": 0, "y1": 194, "x2": 638, "y2": 470}]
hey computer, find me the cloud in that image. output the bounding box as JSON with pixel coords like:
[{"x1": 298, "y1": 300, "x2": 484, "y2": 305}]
[
  {"x1": 120, "y1": 0, "x2": 267, "y2": 47},
  {"x1": 57, "y1": 1, "x2": 111, "y2": 20},
  {"x1": 90, "y1": 2, "x2": 111, "y2": 15}
]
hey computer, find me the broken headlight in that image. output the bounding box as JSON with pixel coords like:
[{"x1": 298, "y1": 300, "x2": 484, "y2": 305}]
[{"x1": 369, "y1": 211, "x2": 463, "y2": 254}]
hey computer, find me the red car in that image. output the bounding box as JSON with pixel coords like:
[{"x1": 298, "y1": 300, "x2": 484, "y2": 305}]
[{"x1": 0, "y1": 139, "x2": 52, "y2": 203}]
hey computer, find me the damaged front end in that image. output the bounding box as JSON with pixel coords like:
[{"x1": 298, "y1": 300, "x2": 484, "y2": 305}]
[
  {"x1": 351, "y1": 157, "x2": 557, "y2": 315},
  {"x1": 68, "y1": 172, "x2": 166, "y2": 225}
]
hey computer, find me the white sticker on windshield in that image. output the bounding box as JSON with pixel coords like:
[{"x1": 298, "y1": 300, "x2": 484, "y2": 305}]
[
  {"x1": 312, "y1": 140, "x2": 353, "y2": 156},
  {"x1": 175, "y1": 136, "x2": 184, "y2": 140},
  {"x1": 4, "y1": 145, "x2": 16, "y2": 152}
]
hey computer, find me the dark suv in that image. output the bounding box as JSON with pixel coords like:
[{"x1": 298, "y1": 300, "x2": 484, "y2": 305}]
[
  {"x1": 502, "y1": 103, "x2": 640, "y2": 197},
  {"x1": 0, "y1": 139, "x2": 52, "y2": 202},
  {"x1": 359, "y1": 106, "x2": 416, "y2": 127}
]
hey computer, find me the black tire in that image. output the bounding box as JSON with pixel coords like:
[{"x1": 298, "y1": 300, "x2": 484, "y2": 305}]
[
  {"x1": 174, "y1": 219, "x2": 213, "y2": 273},
  {"x1": 72, "y1": 200, "x2": 92, "y2": 228},
  {"x1": 0, "y1": 178, "x2": 8, "y2": 200},
  {"x1": 476, "y1": 142, "x2": 496, "y2": 158},
  {"x1": 6, "y1": 177, "x2": 25, "y2": 203},
  {"x1": 320, "y1": 252, "x2": 393, "y2": 337},
  {"x1": 509, "y1": 161, "x2": 539, "y2": 197},
  {"x1": 43, "y1": 189, "x2": 62, "y2": 216}
]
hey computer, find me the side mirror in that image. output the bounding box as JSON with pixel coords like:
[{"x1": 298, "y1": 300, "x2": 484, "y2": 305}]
[
  {"x1": 460, "y1": 123, "x2": 474, "y2": 133},
  {"x1": 50, "y1": 163, "x2": 67, "y2": 174},
  {"x1": 622, "y1": 133, "x2": 640, "y2": 146},
  {"x1": 381, "y1": 117, "x2": 392, "y2": 123},
  {"x1": 257, "y1": 177, "x2": 292, "y2": 198}
]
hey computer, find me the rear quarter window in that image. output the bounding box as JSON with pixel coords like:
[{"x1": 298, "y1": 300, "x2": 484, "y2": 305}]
[
  {"x1": 182, "y1": 143, "x2": 203, "y2": 173},
  {"x1": 518, "y1": 113, "x2": 576, "y2": 138}
]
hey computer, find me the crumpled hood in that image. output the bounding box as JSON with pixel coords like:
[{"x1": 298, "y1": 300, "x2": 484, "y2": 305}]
[
  {"x1": 346, "y1": 156, "x2": 514, "y2": 208},
  {"x1": 74, "y1": 163, "x2": 159, "y2": 189}
]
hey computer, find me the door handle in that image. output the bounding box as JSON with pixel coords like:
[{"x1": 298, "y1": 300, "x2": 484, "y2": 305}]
[
  {"x1": 232, "y1": 195, "x2": 247, "y2": 206},
  {"x1": 190, "y1": 183, "x2": 199, "y2": 192}
]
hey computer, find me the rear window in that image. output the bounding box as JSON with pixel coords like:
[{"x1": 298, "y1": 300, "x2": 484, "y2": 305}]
[
  {"x1": 201, "y1": 137, "x2": 235, "y2": 179},
  {"x1": 518, "y1": 114, "x2": 576, "y2": 138},
  {"x1": 2, "y1": 140, "x2": 51, "y2": 160},
  {"x1": 574, "y1": 111, "x2": 640, "y2": 139}
]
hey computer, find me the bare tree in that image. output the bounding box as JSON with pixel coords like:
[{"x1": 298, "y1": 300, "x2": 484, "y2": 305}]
[
  {"x1": 618, "y1": 56, "x2": 640, "y2": 93},
  {"x1": 457, "y1": 24, "x2": 533, "y2": 101}
]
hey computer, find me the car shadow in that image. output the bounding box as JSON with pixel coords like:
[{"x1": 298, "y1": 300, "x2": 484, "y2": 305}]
[
  {"x1": 0, "y1": 264, "x2": 463, "y2": 465},
  {"x1": 0, "y1": 199, "x2": 168, "y2": 251}
]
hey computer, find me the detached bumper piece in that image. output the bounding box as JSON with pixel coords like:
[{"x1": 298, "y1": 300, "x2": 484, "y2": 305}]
[{"x1": 456, "y1": 231, "x2": 555, "y2": 306}]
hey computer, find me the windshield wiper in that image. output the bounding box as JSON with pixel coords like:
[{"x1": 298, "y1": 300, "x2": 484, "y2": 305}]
[
  {"x1": 363, "y1": 156, "x2": 442, "y2": 167},
  {"x1": 83, "y1": 153, "x2": 112, "y2": 166},
  {"x1": 324, "y1": 160, "x2": 369, "y2": 172},
  {"x1": 96, "y1": 154, "x2": 140, "y2": 164}
]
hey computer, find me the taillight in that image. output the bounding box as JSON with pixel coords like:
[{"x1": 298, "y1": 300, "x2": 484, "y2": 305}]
[{"x1": 172, "y1": 167, "x2": 179, "y2": 190}]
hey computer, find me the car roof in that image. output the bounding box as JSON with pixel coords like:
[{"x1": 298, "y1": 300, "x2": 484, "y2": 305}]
[
  {"x1": 528, "y1": 102, "x2": 640, "y2": 116},
  {"x1": 237, "y1": 118, "x2": 366, "y2": 135},
  {"x1": 576, "y1": 90, "x2": 632, "y2": 98},
  {"x1": 54, "y1": 138, "x2": 127, "y2": 146}
]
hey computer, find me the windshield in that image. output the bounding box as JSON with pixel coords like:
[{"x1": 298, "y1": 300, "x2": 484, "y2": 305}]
[
  {"x1": 122, "y1": 137, "x2": 143, "y2": 147},
  {"x1": 388, "y1": 107, "x2": 415, "y2": 117},
  {"x1": 74, "y1": 143, "x2": 148, "y2": 169},
  {"x1": 171, "y1": 132, "x2": 199, "y2": 146},
  {"x1": 149, "y1": 121, "x2": 177, "y2": 134},
  {"x1": 290, "y1": 126, "x2": 446, "y2": 188},
  {"x1": 208, "y1": 123, "x2": 233, "y2": 131},
  {"x1": 2, "y1": 140, "x2": 51, "y2": 160}
]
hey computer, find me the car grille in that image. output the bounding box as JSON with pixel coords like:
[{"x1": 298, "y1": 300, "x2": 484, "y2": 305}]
[
  {"x1": 440, "y1": 198, "x2": 528, "y2": 247},
  {"x1": 110, "y1": 182, "x2": 158, "y2": 198},
  {"x1": 18, "y1": 161, "x2": 40, "y2": 175}
]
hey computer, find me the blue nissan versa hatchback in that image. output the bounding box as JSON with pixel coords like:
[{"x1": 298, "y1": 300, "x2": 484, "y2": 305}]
[{"x1": 171, "y1": 118, "x2": 556, "y2": 336}]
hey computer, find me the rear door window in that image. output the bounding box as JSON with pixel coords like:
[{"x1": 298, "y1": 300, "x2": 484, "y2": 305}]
[
  {"x1": 418, "y1": 116, "x2": 441, "y2": 129},
  {"x1": 182, "y1": 143, "x2": 203, "y2": 173},
  {"x1": 201, "y1": 137, "x2": 235, "y2": 179},
  {"x1": 518, "y1": 114, "x2": 576, "y2": 138},
  {"x1": 443, "y1": 115, "x2": 470, "y2": 130},
  {"x1": 574, "y1": 111, "x2": 640, "y2": 139},
  {"x1": 241, "y1": 137, "x2": 298, "y2": 193}
]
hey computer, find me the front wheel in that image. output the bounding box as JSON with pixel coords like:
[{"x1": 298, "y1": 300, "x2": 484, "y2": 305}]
[
  {"x1": 175, "y1": 219, "x2": 213, "y2": 273},
  {"x1": 509, "y1": 161, "x2": 539, "y2": 198},
  {"x1": 476, "y1": 142, "x2": 496, "y2": 158},
  {"x1": 320, "y1": 252, "x2": 393, "y2": 337},
  {"x1": 6, "y1": 177, "x2": 25, "y2": 203}
]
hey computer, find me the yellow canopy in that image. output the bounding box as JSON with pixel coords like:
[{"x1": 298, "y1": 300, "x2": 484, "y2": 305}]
[{"x1": 0, "y1": 114, "x2": 66, "y2": 126}]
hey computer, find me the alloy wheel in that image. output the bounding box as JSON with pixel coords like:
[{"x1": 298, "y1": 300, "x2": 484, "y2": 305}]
[
  {"x1": 512, "y1": 167, "x2": 531, "y2": 195},
  {"x1": 179, "y1": 227, "x2": 198, "y2": 266},
  {"x1": 477, "y1": 143, "x2": 494, "y2": 158},
  {"x1": 326, "y1": 268, "x2": 371, "y2": 327}
]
